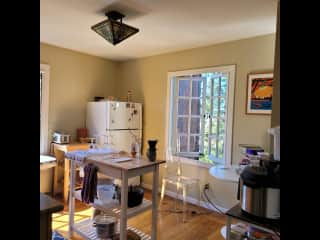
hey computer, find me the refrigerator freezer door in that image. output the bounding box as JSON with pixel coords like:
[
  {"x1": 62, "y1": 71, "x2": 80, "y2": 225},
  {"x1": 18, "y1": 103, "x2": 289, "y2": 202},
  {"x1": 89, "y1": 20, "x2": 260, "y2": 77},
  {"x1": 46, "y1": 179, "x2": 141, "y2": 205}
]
[
  {"x1": 87, "y1": 102, "x2": 107, "y2": 136},
  {"x1": 107, "y1": 101, "x2": 141, "y2": 130}
]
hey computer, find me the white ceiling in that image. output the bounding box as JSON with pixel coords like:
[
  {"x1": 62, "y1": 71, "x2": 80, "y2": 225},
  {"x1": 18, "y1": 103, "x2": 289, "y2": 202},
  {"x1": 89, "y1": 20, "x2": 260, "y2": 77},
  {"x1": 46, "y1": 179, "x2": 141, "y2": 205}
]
[{"x1": 40, "y1": 0, "x2": 278, "y2": 61}]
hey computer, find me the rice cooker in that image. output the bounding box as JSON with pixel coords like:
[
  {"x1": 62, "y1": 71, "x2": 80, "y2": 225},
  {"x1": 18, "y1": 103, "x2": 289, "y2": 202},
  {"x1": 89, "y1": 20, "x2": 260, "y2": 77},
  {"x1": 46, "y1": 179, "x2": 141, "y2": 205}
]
[{"x1": 238, "y1": 160, "x2": 280, "y2": 220}]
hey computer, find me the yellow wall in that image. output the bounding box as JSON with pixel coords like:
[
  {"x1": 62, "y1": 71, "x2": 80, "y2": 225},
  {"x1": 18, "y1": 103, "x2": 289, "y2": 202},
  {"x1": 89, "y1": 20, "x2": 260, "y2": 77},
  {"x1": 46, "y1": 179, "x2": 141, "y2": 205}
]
[
  {"x1": 40, "y1": 43, "x2": 119, "y2": 145},
  {"x1": 116, "y1": 34, "x2": 275, "y2": 208}
]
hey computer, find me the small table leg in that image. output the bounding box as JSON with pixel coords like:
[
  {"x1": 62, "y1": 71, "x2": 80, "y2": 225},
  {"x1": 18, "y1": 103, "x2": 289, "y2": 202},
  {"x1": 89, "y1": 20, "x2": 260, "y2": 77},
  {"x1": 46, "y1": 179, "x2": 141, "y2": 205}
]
[
  {"x1": 120, "y1": 172, "x2": 128, "y2": 240},
  {"x1": 68, "y1": 160, "x2": 75, "y2": 239},
  {"x1": 151, "y1": 165, "x2": 159, "y2": 240},
  {"x1": 64, "y1": 158, "x2": 70, "y2": 204},
  {"x1": 226, "y1": 216, "x2": 231, "y2": 240}
]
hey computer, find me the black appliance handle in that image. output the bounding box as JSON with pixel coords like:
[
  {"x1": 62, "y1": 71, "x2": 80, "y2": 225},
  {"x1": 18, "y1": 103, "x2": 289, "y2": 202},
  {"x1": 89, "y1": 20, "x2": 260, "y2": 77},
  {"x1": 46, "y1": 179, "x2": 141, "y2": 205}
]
[{"x1": 237, "y1": 177, "x2": 240, "y2": 200}]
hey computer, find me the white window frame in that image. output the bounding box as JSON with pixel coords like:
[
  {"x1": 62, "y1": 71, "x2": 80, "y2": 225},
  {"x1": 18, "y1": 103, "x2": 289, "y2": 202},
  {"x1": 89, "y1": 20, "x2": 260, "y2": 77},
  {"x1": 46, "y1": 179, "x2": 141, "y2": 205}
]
[
  {"x1": 165, "y1": 65, "x2": 235, "y2": 167},
  {"x1": 40, "y1": 64, "x2": 50, "y2": 154}
]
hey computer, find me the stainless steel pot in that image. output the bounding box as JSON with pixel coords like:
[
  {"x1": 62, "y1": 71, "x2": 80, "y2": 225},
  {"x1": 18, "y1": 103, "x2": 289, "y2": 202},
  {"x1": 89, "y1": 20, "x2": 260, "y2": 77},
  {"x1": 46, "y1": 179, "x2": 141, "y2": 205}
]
[
  {"x1": 238, "y1": 162, "x2": 280, "y2": 220},
  {"x1": 93, "y1": 214, "x2": 117, "y2": 238}
]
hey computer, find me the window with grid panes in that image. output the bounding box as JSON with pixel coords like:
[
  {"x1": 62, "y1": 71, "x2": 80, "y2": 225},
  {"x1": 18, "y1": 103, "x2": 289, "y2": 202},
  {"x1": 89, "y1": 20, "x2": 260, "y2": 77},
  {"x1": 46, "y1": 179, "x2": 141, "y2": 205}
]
[{"x1": 168, "y1": 66, "x2": 235, "y2": 165}]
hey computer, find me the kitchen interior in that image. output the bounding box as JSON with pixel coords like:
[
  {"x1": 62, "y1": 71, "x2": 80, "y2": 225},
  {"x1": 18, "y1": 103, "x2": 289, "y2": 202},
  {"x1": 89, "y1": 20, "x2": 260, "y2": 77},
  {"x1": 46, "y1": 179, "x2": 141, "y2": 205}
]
[{"x1": 40, "y1": 1, "x2": 280, "y2": 240}]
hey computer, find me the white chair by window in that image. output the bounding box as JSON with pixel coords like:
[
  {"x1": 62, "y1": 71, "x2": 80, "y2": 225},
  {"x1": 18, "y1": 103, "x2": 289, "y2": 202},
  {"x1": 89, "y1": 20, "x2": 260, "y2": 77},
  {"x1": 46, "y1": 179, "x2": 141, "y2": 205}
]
[{"x1": 160, "y1": 147, "x2": 201, "y2": 222}]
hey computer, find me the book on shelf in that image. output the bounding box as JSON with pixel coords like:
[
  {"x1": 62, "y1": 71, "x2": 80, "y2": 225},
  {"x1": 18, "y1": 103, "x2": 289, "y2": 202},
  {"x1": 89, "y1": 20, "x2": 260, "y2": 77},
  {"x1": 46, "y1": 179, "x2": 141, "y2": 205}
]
[{"x1": 239, "y1": 144, "x2": 264, "y2": 155}]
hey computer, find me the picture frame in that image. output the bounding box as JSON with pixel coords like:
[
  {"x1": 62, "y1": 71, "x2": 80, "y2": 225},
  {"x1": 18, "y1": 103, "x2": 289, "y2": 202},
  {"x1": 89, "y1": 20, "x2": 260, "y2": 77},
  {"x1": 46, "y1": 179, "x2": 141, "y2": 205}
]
[{"x1": 246, "y1": 72, "x2": 273, "y2": 115}]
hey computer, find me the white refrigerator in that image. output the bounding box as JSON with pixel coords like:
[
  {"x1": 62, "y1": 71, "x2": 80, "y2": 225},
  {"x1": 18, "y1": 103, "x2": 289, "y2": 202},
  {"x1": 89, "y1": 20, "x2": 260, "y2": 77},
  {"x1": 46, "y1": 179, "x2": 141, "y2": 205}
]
[{"x1": 86, "y1": 100, "x2": 142, "y2": 185}]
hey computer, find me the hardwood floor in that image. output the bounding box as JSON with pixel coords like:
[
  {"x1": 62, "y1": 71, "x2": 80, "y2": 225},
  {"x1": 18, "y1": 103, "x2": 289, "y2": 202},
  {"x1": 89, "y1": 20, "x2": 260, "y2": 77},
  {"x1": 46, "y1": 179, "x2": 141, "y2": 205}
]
[{"x1": 52, "y1": 190, "x2": 227, "y2": 240}]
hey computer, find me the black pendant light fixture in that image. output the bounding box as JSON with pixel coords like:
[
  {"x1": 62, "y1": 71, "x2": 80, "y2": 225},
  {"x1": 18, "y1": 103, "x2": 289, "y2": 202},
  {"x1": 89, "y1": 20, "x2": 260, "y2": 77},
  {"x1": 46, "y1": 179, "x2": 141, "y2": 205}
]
[{"x1": 91, "y1": 10, "x2": 139, "y2": 45}]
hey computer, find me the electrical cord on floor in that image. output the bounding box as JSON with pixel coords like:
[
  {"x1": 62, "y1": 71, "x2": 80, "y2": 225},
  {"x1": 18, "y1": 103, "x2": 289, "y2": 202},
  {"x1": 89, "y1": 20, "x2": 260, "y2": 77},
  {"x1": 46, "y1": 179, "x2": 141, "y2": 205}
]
[
  {"x1": 203, "y1": 188, "x2": 225, "y2": 215},
  {"x1": 158, "y1": 194, "x2": 213, "y2": 215},
  {"x1": 201, "y1": 192, "x2": 214, "y2": 210}
]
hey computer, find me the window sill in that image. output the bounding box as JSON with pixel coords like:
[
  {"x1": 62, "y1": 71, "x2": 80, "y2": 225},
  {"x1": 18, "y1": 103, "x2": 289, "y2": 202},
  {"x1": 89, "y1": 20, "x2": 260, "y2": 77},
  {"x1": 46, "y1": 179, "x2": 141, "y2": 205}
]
[{"x1": 172, "y1": 155, "x2": 216, "y2": 169}]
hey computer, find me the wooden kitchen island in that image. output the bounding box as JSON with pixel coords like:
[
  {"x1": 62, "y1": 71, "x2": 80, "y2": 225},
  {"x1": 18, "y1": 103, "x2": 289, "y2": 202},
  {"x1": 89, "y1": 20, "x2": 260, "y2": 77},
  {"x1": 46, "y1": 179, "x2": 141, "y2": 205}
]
[{"x1": 68, "y1": 154, "x2": 165, "y2": 240}]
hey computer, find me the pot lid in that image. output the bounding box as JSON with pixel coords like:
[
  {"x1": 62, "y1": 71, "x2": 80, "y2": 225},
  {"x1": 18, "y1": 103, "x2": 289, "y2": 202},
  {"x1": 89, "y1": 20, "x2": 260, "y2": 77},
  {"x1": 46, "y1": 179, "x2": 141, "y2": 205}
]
[{"x1": 240, "y1": 165, "x2": 280, "y2": 188}]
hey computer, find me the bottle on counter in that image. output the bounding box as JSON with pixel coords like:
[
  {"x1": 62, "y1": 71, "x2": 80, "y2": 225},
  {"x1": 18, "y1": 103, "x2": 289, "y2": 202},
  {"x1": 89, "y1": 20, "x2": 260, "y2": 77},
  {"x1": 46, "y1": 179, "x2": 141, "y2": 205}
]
[
  {"x1": 135, "y1": 142, "x2": 141, "y2": 160},
  {"x1": 131, "y1": 142, "x2": 137, "y2": 158}
]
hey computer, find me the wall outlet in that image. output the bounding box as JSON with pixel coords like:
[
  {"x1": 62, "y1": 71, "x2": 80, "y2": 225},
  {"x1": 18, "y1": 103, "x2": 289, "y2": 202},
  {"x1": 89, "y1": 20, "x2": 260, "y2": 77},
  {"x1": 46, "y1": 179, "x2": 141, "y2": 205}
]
[{"x1": 204, "y1": 183, "x2": 209, "y2": 190}]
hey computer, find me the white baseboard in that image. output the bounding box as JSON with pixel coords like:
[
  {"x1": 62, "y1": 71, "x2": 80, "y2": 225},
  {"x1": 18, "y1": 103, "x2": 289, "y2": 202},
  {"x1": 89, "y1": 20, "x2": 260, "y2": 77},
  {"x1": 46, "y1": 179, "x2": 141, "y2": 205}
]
[{"x1": 142, "y1": 183, "x2": 228, "y2": 213}]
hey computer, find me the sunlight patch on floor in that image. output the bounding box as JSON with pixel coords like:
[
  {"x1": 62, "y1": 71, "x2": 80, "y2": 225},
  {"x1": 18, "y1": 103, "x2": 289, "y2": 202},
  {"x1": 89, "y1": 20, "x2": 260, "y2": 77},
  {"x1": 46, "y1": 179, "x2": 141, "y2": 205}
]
[{"x1": 52, "y1": 207, "x2": 93, "y2": 233}]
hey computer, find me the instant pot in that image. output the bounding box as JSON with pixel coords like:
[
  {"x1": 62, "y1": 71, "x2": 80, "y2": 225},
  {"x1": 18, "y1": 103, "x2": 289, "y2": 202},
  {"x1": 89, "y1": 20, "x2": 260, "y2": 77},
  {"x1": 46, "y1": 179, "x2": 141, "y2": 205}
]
[{"x1": 237, "y1": 160, "x2": 280, "y2": 220}]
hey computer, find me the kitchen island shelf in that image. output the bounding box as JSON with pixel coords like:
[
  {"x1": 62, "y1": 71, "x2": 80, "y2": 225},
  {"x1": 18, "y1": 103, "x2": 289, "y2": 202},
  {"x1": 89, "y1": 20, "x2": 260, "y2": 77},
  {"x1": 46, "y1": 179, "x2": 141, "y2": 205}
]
[
  {"x1": 93, "y1": 199, "x2": 152, "y2": 219},
  {"x1": 74, "y1": 189, "x2": 152, "y2": 218},
  {"x1": 73, "y1": 218, "x2": 151, "y2": 240}
]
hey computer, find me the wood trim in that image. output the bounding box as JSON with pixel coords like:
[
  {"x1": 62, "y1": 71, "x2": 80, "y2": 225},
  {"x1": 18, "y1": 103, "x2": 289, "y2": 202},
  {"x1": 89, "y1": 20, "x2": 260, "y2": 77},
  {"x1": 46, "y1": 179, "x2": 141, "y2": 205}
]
[{"x1": 40, "y1": 64, "x2": 50, "y2": 154}]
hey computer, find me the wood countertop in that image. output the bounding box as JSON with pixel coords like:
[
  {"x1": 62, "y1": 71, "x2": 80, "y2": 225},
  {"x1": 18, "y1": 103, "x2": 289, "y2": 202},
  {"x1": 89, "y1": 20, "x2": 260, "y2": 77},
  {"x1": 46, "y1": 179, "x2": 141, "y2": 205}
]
[{"x1": 86, "y1": 155, "x2": 166, "y2": 171}]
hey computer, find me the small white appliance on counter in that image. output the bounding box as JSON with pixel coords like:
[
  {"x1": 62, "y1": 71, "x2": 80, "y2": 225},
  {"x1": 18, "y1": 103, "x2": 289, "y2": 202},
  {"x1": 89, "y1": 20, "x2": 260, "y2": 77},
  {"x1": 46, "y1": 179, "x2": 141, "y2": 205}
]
[
  {"x1": 52, "y1": 132, "x2": 71, "y2": 144},
  {"x1": 86, "y1": 100, "x2": 142, "y2": 186}
]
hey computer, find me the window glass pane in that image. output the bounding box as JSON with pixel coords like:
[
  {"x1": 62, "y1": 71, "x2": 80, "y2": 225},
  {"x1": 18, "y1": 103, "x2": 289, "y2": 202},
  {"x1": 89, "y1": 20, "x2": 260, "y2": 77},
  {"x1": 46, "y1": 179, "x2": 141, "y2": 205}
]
[
  {"x1": 210, "y1": 137, "x2": 217, "y2": 158},
  {"x1": 178, "y1": 99, "x2": 189, "y2": 115},
  {"x1": 211, "y1": 98, "x2": 218, "y2": 117},
  {"x1": 220, "y1": 97, "x2": 226, "y2": 112},
  {"x1": 218, "y1": 118, "x2": 225, "y2": 136},
  {"x1": 190, "y1": 136, "x2": 200, "y2": 152},
  {"x1": 212, "y1": 97, "x2": 226, "y2": 117},
  {"x1": 179, "y1": 80, "x2": 190, "y2": 96},
  {"x1": 203, "y1": 135, "x2": 209, "y2": 156},
  {"x1": 205, "y1": 96, "x2": 212, "y2": 114},
  {"x1": 206, "y1": 78, "x2": 212, "y2": 96},
  {"x1": 211, "y1": 117, "x2": 217, "y2": 135},
  {"x1": 220, "y1": 77, "x2": 227, "y2": 96},
  {"x1": 192, "y1": 80, "x2": 202, "y2": 97},
  {"x1": 178, "y1": 136, "x2": 188, "y2": 152},
  {"x1": 191, "y1": 99, "x2": 201, "y2": 115},
  {"x1": 204, "y1": 115, "x2": 210, "y2": 134},
  {"x1": 190, "y1": 117, "x2": 200, "y2": 134},
  {"x1": 213, "y1": 77, "x2": 221, "y2": 96},
  {"x1": 177, "y1": 117, "x2": 188, "y2": 134},
  {"x1": 218, "y1": 139, "x2": 224, "y2": 159},
  {"x1": 210, "y1": 119, "x2": 225, "y2": 138}
]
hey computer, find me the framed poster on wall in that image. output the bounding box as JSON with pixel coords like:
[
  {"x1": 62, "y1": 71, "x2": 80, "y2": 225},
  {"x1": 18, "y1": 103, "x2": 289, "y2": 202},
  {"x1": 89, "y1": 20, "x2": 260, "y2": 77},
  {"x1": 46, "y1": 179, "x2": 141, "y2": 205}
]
[{"x1": 246, "y1": 72, "x2": 273, "y2": 115}]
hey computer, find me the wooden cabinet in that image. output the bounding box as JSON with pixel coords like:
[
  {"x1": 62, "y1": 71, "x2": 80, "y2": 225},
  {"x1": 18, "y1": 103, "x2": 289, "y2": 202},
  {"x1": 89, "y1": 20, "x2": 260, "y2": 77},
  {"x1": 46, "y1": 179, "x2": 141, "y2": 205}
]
[{"x1": 51, "y1": 142, "x2": 90, "y2": 203}]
